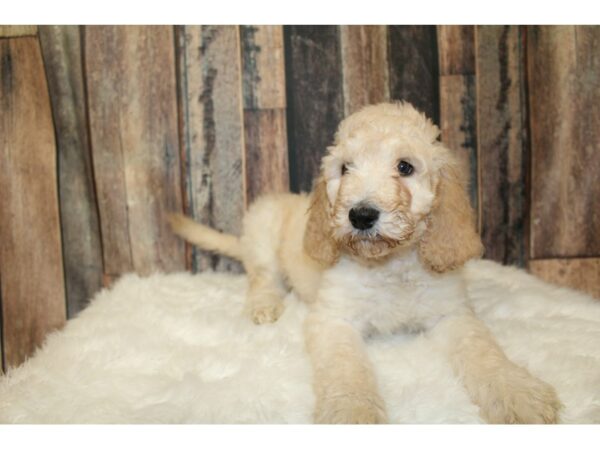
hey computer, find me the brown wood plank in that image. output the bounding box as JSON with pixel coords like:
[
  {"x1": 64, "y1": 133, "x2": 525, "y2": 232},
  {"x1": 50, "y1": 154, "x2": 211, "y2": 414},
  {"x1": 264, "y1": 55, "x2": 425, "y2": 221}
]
[
  {"x1": 85, "y1": 26, "x2": 185, "y2": 277},
  {"x1": 177, "y1": 26, "x2": 245, "y2": 273},
  {"x1": 244, "y1": 109, "x2": 289, "y2": 203},
  {"x1": 439, "y1": 75, "x2": 478, "y2": 210},
  {"x1": 0, "y1": 279, "x2": 4, "y2": 373},
  {"x1": 0, "y1": 37, "x2": 66, "y2": 368},
  {"x1": 0, "y1": 26, "x2": 37, "y2": 38},
  {"x1": 475, "y1": 25, "x2": 527, "y2": 266},
  {"x1": 388, "y1": 25, "x2": 440, "y2": 124},
  {"x1": 340, "y1": 25, "x2": 389, "y2": 115},
  {"x1": 437, "y1": 25, "x2": 475, "y2": 76},
  {"x1": 284, "y1": 25, "x2": 344, "y2": 193},
  {"x1": 240, "y1": 25, "x2": 286, "y2": 110},
  {"x1": 438, "y1": 25, "x2": 478, "y2": 212},
  {"x1": 39, "y1": 26, "x2": 104, "y2": 317},
  {"x1": 529, "y1": 258, "x2": 600, "y2": 300},
  {"x1": 240, "y1": 25, "x2": 289, "y2": 204},
  {"x1": 528, "y1": 26, "x2": 600, "y2": 259}
]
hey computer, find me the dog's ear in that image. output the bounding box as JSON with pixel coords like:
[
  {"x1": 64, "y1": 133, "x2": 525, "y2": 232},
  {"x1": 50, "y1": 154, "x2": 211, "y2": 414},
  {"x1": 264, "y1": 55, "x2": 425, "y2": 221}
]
[
  {"x1": 418, "y1": 153, "x2": 484, "y2": 273},
  {"x1": 303, "y1": 176, "x2": 340, "y2": 267}
]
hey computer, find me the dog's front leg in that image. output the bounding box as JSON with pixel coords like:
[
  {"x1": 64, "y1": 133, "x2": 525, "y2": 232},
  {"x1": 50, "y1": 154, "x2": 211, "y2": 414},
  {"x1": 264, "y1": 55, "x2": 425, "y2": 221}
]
[
  {"x1": 304, "y1": 311, "x2": 387, "y2": 424},
  {"x1": 430, "y1": 309, "x2": 561, "y2": 423}
]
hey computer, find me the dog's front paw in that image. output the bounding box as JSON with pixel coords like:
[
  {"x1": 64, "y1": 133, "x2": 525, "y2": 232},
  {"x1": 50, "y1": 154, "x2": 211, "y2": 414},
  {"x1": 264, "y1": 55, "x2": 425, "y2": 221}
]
[
  {"x1": 250, "y1": 301, "x2": 285, "y2": 325},
  {"x1": 479, "y1": 368, "x2": 562, "y2": 424},
  {"x1": 315, "y1": 394, "x2": 388, "y2": 424}
]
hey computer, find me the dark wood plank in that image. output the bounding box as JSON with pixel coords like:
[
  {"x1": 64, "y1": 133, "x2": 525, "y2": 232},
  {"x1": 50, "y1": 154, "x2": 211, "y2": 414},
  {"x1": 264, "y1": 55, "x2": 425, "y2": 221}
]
[
  {"x1": 437, "y1": 25, "x2": 475, "y2": 76},
  {"x1": 529, "y1": 258, "x2": 600, "y2": 300},
  {"x1": 528, "y1": 26, "x2": 600, "y2": 258},
  {"x1": 340, "y1": 25, "x2": 389, "y2": 115},
  {"x1": 177, "y1": 26, "x2": 245, "y2": 273},
  {"x1": 475, "y1": 25, "x2": 527, "y2": 266},
  {"x1": 0, "y1": 26, "x2": 37, "y2": 38},
  {"x1": 240, "y1": 25, "x2": 289, "y2": 204},
  {"x1": 438, "y1": 25, "x2": 478, "y2": 212},
  {"x1": 388, "y1": 25, "x2": 440, "y2": 124},
  {"x1": 284, "y1": 25, "x2": 344, "y2": 193},
  {"x1": 85, "y1": 26, "x2": 185, "y2": 277},
  {"x1": 39, "y1": 26, "x2": 103, "y2": 317},
  {"x1": 0, "y1": 37, "x2": 66, "y2": 368}
]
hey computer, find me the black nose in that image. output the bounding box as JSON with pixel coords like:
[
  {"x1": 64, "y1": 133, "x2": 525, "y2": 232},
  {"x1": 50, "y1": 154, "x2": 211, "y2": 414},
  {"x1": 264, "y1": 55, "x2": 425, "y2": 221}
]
[{"x1": 349, "y1": 206, "x2": 380, "y2": 230}]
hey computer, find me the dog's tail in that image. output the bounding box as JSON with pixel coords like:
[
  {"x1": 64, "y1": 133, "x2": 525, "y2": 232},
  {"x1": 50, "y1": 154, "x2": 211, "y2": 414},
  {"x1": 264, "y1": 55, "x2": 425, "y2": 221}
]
[{"x1": 167, "y1": 213, "x2": 242, "y2": 261}]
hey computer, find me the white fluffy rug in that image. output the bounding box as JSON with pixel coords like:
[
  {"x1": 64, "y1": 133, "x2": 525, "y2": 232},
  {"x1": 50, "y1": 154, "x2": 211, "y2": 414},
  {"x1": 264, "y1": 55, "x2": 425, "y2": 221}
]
[{"x1": 1, "y1": 260, "x2": 599, "y2": 424}]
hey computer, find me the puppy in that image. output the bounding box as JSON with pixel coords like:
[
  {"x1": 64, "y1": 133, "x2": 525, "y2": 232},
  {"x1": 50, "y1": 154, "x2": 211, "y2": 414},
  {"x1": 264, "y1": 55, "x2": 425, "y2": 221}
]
[{"x1": 169, "y1": 102, "x2": 561, "y2": 424}]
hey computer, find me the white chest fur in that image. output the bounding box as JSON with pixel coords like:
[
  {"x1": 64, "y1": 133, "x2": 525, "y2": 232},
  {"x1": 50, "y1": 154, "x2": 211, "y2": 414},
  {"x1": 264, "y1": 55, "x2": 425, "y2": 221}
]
[{"x1": 315, "y1": 250, "x2": 467, "y2": 336}]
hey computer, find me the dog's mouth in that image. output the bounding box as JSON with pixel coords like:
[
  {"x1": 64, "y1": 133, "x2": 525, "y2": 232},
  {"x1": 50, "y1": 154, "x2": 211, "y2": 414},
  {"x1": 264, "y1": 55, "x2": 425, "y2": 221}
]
[{"x1": 339, "y1": 229, "x2": 414, "y2": 259}]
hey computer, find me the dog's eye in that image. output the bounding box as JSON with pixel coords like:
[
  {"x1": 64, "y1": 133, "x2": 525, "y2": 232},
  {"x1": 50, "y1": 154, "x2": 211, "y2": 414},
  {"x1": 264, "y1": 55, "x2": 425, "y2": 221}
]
[
  {"x1": 341, "y1": 163, "x2": 348, "y2": 176},
  {"x1": 397, "y1": 160, "x2": 414, "y2": 176}
]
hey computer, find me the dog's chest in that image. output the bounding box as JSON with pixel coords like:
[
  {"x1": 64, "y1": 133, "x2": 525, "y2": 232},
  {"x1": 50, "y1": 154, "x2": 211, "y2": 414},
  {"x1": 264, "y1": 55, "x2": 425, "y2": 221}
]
[{"x1": 318, "y1": 253, "x2": 465, "y2": 335}]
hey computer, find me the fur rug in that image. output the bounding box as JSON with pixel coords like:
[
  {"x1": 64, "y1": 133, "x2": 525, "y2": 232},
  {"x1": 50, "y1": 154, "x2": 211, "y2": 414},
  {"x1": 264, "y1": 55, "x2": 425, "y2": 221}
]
[{"x1": 1, "y1": 260, "x2": 599, "y2": 424}]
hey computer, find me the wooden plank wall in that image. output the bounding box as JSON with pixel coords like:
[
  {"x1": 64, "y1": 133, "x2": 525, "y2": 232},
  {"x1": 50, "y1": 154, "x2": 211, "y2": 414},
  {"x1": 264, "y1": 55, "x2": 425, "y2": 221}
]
[{"x1": 1, "y1": 25, "x2": 599, "y2": 370}]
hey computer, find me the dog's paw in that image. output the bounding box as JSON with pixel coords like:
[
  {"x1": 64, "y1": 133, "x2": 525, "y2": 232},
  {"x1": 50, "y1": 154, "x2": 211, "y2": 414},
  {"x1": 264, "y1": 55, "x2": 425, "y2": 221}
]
[
  {"x1": 479, "y1": 369, "x2": 562, "y2": 424},
  {"x1": 250, "y1": 302, "x2": 285, "y2": 325},
  {"x1": 315, "y1": 394, "x2": 388, "y2": 424}
]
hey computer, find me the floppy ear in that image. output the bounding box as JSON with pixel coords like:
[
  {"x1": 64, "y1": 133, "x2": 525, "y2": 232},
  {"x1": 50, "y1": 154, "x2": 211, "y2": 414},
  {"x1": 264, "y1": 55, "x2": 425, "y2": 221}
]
[
  {"x1": 303, "y1": 176, "x2": 340, "y2": 267},
  {"x1": 418, "y1": 154, "x2": 484, "y2": 273}
]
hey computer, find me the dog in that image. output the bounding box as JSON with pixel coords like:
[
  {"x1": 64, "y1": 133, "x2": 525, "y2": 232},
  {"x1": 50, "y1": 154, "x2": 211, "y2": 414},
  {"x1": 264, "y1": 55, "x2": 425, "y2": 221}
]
[{"x1": 169, "y1": 102, "x2": 561, "y2": 424}]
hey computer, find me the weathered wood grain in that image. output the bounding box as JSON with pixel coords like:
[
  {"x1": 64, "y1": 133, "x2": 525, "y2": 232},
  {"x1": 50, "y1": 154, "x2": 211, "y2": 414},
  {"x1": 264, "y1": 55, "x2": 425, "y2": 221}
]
[
  {"x1": 177, "y1": 26, "x2": 245, "y2": 273},
  {"x1": 284, "y1": 26, "x2": 344, "y2": 193},
  {"x1": 0, "y1": 281, "x2": 3, "y2": 373},
  {"x1": 0, "y1": 37, "x2": 66, "y2": 368},
  {"x1": 0, "y1": 26, "x2": 37, "y2": 38},
  {"x1": 240, "y1": 25, "x2": 289, "y2": 204},
  {"x1": 438, "y1": 25, "x2": 475, "y2": 76},
  {"x1": 439, "y1": 75, "x2": 478, "y2": 210},
  {"x1": 528, "y1": 26, "x2": 600, "y2": 259},
  {"x1": 438, "y1": 25, "x2": 478, "y2": 212},
  {"x1": 240, "y1": 25, "x2": 286, "y2": 110},
  {"x1": 388, "y1": 26, "x2": 440, "y2": 124},
  {"x1": 529, "y1": 258, "x2": 600, "y2": 300},
  {"x1": 244, "y1": 109, "x2": 289, "y2": 203},
  {"x1": 340, "y1": 25, "x2": 389, "y2": 115},
  {"x1": 39, "y1": 26, "x2": 103, "y2": 317},
  {"x1": 85, "y1": 26, "x2": 185, "y2": 277},
  {"x1": 475, "y1": 25, "x2": 527, "y2": 266}
]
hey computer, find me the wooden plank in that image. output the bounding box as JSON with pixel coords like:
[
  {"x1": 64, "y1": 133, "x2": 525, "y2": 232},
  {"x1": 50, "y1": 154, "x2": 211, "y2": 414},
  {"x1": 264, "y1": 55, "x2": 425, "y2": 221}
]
[
  {"x1": 437, "y1": 25, "x2": 475, "y2": 76},
  {"x1": 39, "y1": 26, "x2": 103, "y2": 317},
  {"x1": 240, "y1": 25, "x2": 289, "y2": 204},
  {"x1": 85, "y1": 26, "x2": 185, "y2": 277},
  {"x1": 240, "y1": 25, "x2": 286, "y2": 110},
  {"x1": 340, "y1": 25, "x2": 389, "y2": 115},
  {"x1": 528, "y1": 26, "x2": 600, "y2": 259},
  {"x1": 284, "y1": 25, "x2": 344, "y2": 193},
  {"x1": 0, "y1": 26, "x2": 37, "y2": 38},
  {"x1": 529, "y1": 258, "x2": 600, "y2": 300},
  {"x1": 475, "y1": 25, "x2": 527, "y2": 266},
  {"x1": 177, "y1": 26, "x2": 245, "y2": 273},
  {"x1": 0, "y1": 279, "x2": 3, "y2": 373},
  {"x1": 438, "y1": 25, "x2": 478, "y2": 212},
  {"x1": 439, "y1": 75, "x2": 478, "y2": 210},
  {"x1": 244, "y1": 109, "x2": 289, "y2": 203},
  {"x1": 387, "y1": 26, "x2": 440, "y2": 124},
  {"x1": 0, "y1": 37, "x2": 66, "y2": 368}
]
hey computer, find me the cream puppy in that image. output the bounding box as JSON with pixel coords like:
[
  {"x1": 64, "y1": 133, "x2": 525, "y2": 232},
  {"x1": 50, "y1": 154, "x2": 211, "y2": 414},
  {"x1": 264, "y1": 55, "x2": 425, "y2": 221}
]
[{"x1": 169, "y1": 102, "x2": 561, "y2": 424}]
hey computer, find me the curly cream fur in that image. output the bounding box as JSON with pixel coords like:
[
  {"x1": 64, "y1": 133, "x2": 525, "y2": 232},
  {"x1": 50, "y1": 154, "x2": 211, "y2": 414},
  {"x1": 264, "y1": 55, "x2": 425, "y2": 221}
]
[{"x1": 169, "y1": 102, "x2": 561, "y2": 424}]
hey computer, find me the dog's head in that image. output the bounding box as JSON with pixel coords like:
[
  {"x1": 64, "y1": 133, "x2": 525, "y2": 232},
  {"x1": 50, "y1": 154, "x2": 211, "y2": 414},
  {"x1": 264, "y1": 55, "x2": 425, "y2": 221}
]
[{"x1": 304, "y1": 102, "x2": 483, "y2": 273}]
